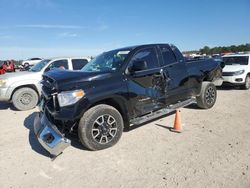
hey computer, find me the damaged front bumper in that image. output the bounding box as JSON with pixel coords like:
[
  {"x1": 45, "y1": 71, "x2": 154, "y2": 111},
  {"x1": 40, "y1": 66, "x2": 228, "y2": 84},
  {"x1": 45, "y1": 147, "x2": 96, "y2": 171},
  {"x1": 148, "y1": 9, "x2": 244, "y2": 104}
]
[{"x1": 33, "y1": 112, "x2": 71, "y2": 157}]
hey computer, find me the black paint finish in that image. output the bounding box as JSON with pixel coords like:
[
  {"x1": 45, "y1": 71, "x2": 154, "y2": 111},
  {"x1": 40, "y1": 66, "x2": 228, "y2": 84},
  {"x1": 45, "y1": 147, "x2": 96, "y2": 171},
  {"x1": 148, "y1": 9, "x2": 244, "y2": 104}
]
[{"x1": 42, "y1": 44, "x2": 222, "y2": 130}]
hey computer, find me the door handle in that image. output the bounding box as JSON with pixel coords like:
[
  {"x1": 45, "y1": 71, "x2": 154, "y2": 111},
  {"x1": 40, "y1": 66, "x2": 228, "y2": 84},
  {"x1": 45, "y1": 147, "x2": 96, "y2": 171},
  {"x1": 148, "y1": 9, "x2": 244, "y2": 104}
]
[
  {"x1": 165, "y1": 71, "x2": 171, "y2": 81},
  {"x1": 154, "y1": 69, "x2": 164, "y2": 77},
  {"x1": 157, "y1": 69, "x2": 165, "y2": 78},
  {"x1": 160, "y1": 69, "x2": 171, "y2": 81}
]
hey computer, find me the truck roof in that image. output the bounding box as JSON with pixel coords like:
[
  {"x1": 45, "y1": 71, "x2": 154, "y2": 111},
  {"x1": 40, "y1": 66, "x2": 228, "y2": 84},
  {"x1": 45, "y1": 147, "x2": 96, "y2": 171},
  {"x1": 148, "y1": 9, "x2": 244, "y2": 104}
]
[
  {"x1": 111, "y1": 43, "x2": 171, "y2": 52},
  {"x1": 45, "y1": 57, "x2": 91, "y2": 61}
]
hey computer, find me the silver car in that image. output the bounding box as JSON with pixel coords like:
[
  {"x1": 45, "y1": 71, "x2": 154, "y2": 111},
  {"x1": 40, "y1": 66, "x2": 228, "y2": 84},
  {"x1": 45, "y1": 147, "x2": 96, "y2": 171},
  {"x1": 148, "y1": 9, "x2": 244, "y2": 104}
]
[{"x1": 0, "y1": 57, "x2": 89, "y2": 110}]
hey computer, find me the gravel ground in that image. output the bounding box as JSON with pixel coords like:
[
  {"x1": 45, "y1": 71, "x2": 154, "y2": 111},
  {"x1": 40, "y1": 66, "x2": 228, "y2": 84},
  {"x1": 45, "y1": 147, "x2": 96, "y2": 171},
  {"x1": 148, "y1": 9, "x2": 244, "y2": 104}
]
[{"x1": 0, "y1": 87, "x2": 250, "y2": 188}]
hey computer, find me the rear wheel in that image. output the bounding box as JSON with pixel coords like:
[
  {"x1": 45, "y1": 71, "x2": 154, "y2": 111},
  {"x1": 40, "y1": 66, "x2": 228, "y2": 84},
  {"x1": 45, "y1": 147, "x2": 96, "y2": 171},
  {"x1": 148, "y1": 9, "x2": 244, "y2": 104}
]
[
  {"x1": 78, "y1": 104, "x2": 124, "y2": 150},
  {"x1": 12, "y1": 87, "x2": 39, "y2": 111},
  {"x1": 196, "y1": 82, "x2": 217, "y2": 109}
]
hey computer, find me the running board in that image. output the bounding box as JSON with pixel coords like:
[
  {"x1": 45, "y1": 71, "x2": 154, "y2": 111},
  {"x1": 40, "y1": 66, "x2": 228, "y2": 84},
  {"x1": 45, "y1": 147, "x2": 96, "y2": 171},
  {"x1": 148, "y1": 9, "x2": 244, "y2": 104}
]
[{"x1": 130, "y1": 98, "x2": 196, "y2": 125}]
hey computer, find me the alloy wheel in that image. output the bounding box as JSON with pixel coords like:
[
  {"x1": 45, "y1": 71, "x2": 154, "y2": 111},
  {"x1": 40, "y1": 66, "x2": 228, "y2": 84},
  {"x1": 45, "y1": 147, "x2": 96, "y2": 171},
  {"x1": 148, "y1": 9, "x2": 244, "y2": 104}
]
[
  {"x1": 92, "y1": 114, "x2": 118, "y2": 144},
  {"x1": 205, "y1": 86, "x2": 216, "y2": 105}
]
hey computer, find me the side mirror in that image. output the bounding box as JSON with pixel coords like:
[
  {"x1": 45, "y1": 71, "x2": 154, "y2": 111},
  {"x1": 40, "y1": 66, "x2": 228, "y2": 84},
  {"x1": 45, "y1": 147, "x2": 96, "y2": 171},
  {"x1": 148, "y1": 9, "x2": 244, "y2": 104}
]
[{"x1": 129, "y1": 60, "x2": 148, "y2": 73}]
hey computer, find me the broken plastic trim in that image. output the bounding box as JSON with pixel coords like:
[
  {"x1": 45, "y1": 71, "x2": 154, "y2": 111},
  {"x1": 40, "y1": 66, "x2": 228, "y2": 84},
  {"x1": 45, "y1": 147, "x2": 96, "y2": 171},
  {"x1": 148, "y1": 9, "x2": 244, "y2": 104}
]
[{"x1": 34, "y1": 113, "x2": 71, "y2": 157}]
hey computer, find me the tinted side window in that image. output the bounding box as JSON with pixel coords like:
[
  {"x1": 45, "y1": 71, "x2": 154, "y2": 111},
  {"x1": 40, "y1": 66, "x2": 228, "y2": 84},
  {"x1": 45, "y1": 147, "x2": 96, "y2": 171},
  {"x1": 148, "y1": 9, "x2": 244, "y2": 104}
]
[
  {"x1": 31, "y1": 58, "x2": 41, "y2": 60},
  {"x1": 131, "y1": 47, "x2": 159, "y2": 70},
  {"x1": 171, "y1": 45, "x2": 184, "y2": 62},
  {"x1": 160, "y1": 46, "x2": 177, "y2": 65},
  {"x1": 49, "y1": 60, "x2": 69, "y2": 70},
  {"x1": 72, "y1": 59, "x2": 88, "y2": 70}
]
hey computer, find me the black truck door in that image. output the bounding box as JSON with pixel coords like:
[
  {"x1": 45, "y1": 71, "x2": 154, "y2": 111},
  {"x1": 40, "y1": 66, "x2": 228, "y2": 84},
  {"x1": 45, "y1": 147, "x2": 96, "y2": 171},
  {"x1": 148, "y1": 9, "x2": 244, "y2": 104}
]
[
  {"x1": 158, "y1": 45, "x2": 190, "y2": 105},
  {"x1": 126, "y1": 47, "x2": 166, "y2": 117}
]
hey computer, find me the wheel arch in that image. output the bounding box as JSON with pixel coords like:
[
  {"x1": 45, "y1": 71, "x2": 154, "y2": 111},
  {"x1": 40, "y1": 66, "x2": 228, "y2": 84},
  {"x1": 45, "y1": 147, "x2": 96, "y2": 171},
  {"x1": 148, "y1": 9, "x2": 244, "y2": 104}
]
[
  {"x1": 10, "y1": 84, "x2": 39, "y2": 100},
  {"x1": 88, "y1": 96, "x2": 130, "y2": 130}
]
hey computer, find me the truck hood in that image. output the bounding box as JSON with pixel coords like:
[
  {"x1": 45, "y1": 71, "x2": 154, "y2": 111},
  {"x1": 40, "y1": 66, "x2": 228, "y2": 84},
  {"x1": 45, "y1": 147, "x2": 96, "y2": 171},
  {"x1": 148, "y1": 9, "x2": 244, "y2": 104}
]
[
  {"x1": 0, "y1": 71, "x2": 35, "y2": 78},
  {"x1": 43, "y1": 70, "x2": 112, "y2": 90},
  {"x1": 0, "y1": 71, "x2": 41, "y2": 83},
  {"x1": 223, "y1": 65, "x2": 248, "y2": 72}
]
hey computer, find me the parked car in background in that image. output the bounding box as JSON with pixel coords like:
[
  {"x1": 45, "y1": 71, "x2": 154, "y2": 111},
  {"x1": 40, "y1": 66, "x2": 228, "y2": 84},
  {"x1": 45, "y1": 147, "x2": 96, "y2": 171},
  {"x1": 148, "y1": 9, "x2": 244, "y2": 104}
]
[
  {"x1": 222, "y1": 54, "x2": 250, "y2": 89},
  {"x1": 0, "y1": 60, "x2": 15, "y2": 74},
  {"x1": 0, "y1": 57, "x2": 90, "y2": 110},
  {"x1": 212, "y1": 54, "x2": 223, "y2": 62},
  {"x1": 19, "y1": 64, "x2": 33, "y2": 71},
  {"x1": 3, "y1": 60, "x2": 15, "y2": 72},
  {"x1": 21, "y1": 58, "x2": 42, "y2": 67},
  {"x1": 0, "y1": 61, "x2": 5, "y2": 75}
]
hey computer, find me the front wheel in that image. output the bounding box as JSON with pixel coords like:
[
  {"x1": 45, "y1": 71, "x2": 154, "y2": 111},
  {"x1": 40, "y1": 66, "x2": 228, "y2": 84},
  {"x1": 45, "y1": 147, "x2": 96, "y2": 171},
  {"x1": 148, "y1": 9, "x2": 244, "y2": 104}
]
[
  {"x1": 78, "y1": 104, "x2": 124, "y2": 150},
  {"x1": 12, "y1": 87, "x2": 39, "y2": 111},
  {"x1": 196, "y1": 82, "x2": 217, "y2": 109},
  {"x1": 242, "y1": 75, "x2": 250, "y2": 90}
]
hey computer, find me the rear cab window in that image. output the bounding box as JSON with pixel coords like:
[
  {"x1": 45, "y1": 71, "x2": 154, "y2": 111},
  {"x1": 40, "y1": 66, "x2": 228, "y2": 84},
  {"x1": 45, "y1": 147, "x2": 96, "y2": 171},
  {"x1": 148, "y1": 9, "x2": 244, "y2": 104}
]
[
  {"x1": 159, "y1": 46, "x2": 177, "y2": 66},
  {"x1": 170, "y1": 45, "x2": 184, "y2": 63}
]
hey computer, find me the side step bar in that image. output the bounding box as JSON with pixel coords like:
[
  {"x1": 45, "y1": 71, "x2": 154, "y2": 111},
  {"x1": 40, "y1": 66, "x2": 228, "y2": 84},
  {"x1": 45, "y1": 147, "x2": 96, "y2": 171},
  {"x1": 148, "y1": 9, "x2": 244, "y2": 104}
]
[{"x1": 130, "y1": 98, "x2": 196, "y2": 125}]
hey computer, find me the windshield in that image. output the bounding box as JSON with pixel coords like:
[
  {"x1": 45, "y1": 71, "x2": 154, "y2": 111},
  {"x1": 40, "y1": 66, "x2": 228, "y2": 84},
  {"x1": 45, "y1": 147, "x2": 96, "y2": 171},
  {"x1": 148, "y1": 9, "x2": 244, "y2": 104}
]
[
  {"x1": 29, "y1": 59, "x2": 50, "y2": 72},
  {"x1": 223, "y1": 56, "x2": 249, "y2": 65},
  {"x1": 81, "y1": 49, "x2": 130, "y2": 72}
]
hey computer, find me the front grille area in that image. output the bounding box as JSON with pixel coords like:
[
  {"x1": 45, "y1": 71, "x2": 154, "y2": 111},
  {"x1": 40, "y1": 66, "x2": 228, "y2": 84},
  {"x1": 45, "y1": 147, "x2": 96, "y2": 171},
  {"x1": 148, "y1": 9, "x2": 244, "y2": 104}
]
[
  {"x1": 222, "y1": 72, "x2": 234, "y2": 76},
  {"x1": 41, "y1": 75, "x2": 78, "y2": 135},
  {"x1": 41, "y1": 75, "x2": 60, "y2": 112},
  {"x1": 42, "y1": 75, "x2": 56, "y2": 95}
]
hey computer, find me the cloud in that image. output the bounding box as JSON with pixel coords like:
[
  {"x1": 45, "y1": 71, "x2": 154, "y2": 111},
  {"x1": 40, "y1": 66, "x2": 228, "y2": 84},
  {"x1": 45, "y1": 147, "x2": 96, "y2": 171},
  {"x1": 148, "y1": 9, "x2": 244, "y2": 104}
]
[
  {"x1": 0, "y1": 47, "x2": 105, "y2": 60},
  {"x1": 7, "y1": 0, "x2": 56, "y2": 9},
  {"x1": 96, "y1": 16, "x2": 109, "y2": 31},
  {"x1": 32, "y1": 0, "x2": 55, "y2": 8},
  {"x1": 97, "y1": 23, "x2": 109, "y2": 31},
  {"x1": 16, "y1": 24, "x2": 85, "y2": 29},
  {"x1": 0, "y1": 26, "x2": 9, "y2": 29},
  {"x1": 0, "y1": 34, "x2": 12, "y2": 39},
  {"x1": 135, "y1": 33, "x2": 143, "y2": 37},
  {"x1": 58, "y1": 32, "x2": 78, "y2": 38}
]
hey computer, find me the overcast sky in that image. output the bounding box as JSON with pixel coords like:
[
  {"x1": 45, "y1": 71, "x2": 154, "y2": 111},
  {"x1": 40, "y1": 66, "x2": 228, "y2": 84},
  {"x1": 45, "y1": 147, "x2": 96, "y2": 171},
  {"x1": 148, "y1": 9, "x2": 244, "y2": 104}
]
[{"x1": 0, "y1": 0, "x2": 249, "y2": 59}]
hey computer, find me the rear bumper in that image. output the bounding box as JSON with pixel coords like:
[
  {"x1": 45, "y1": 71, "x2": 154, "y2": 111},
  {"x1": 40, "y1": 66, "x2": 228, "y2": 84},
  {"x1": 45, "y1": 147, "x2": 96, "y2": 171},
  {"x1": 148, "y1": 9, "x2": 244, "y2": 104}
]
[{"x1": 33, "y1": 112, "x2": 71, "y2": 156}]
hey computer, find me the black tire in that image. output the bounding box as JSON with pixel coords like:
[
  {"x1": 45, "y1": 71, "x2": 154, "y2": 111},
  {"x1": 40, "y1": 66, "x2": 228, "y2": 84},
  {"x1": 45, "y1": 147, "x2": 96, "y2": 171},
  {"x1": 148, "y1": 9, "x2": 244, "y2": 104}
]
[
  {"x1": 242, "y1": 75, "x2": 250, "y2": 90},
  {"x1": 12, "y1": 87, "x2": 39, "y2": 111},
  {"x1": 24, "y1": 63, "x2": 29, "y2": 67},
  {"x1": 78, "y1": 104, "x2": 124, "y2": 151},
  {"x1": 196, "y1": 82, "x2": 217, "y2": 109}
]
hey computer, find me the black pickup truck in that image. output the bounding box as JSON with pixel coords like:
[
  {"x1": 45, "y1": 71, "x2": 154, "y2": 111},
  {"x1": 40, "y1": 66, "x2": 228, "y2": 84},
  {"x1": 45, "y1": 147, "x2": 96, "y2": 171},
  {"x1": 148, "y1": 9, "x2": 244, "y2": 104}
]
[{"x1": 34, "y1": 44, "x2": 223, "y2": 156}]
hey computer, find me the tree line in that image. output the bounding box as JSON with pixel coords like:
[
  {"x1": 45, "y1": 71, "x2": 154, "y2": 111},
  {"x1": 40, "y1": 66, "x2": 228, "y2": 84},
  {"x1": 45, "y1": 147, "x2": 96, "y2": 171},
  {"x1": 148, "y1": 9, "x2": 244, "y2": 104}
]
[
  {"x1": 200, "y1": 43, "x2": 250, "y2": 55},
  {"x1": 184, "y1": 43, "x2": 250, "y2": 55}
]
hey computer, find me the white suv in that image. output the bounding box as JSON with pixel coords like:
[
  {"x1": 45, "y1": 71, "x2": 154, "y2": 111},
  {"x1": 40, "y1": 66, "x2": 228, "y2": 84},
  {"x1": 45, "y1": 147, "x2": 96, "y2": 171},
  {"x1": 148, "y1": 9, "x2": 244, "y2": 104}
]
[
  {"x1": 21, "y1": 58, "x2": 43, "y2": 66},
  {"x1": 222, "y1": 54, "x2": 250, "y2": 89}
]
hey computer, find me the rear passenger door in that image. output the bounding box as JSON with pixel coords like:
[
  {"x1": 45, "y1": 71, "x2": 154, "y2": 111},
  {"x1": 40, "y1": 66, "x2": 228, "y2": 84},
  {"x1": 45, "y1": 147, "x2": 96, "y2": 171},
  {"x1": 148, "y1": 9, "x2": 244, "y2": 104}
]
[
  {"x1": 159, "y1": 45, "x2": 190, "y2": 105},
  {"x1": 71, "y1": 59, "x2": 89, "y2": 70}
]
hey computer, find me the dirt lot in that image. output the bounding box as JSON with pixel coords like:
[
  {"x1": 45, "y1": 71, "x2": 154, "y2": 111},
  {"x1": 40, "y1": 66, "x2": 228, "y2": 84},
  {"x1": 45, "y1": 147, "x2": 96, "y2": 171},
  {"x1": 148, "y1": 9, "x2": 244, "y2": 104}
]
[{"x1": 0, "y1": 87, "x2": 250, "y2": 188}]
